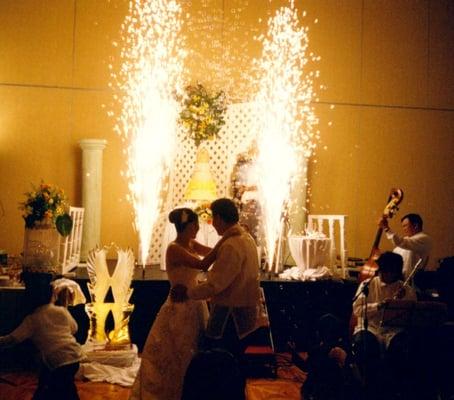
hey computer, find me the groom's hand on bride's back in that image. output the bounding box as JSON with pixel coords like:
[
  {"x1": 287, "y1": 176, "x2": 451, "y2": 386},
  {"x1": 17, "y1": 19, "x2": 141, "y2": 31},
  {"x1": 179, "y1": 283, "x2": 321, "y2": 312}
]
[{"x1": 170, "y1": 284, "x2": 188, "y2": 303}]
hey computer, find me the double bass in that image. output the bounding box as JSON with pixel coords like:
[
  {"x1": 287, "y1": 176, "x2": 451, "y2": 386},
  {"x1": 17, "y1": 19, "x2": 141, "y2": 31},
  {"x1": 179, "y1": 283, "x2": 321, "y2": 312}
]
[{"x1": 359, "y1": 188, "x2": 404, "y2": 282}]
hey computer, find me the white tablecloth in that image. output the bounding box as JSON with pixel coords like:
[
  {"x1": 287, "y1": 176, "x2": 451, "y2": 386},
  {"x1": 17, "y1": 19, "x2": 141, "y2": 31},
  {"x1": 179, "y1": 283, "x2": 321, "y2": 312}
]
[{"x1": 288, "y1": 235, "x2": 331, "y2": 271}]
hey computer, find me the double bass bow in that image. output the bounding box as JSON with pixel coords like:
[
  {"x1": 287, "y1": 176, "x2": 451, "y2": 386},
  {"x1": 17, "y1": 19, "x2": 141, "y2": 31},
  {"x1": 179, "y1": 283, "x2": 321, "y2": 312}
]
[
  {"x1": 359, "y1": 188, "x2": 404, "y2": 282},
  {"x1": 391, "y1": 258, "x2": 423, "y2": 300}
]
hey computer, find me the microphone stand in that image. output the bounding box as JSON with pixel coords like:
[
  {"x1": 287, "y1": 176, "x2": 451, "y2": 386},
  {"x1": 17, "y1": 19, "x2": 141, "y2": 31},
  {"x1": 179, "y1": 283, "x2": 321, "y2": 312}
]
[
  {"x1": 352, "y1": 277, "x2": 373, "y2": 302},
  {"x1": 352, "y1": 277, "x2": 374, "y2": 394}
]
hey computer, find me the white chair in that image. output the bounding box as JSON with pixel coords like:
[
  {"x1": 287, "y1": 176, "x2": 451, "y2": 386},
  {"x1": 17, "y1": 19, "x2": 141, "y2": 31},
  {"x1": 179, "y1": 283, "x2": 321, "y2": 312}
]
[
  {"x1": 60, "y1": 206, "x2": 84, "y2": 274},
  {"x1": 307, "y1": 214, "x2": 348, "y2": 278}
]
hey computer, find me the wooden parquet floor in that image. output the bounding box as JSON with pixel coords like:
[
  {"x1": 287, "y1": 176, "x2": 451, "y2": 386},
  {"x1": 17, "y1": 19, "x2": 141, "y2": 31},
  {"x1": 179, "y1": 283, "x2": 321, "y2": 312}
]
[
  {"x1": 0, "y1": 371, "x2": 131, "y2": 400},
  {"x1": 0, "y1": 368, "x2": 304, "y2": 400},
  {"x1": 0, "y1": 352, "x2": 305, "y2": 400}
]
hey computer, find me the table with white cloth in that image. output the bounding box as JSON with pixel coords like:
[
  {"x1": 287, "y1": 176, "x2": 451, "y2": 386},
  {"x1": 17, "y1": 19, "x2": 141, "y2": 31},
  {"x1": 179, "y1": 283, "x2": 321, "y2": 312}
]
[
  {"x1": 160, "y1": 221, "x2": 221, "y2": 270},
  {"x1": 285, "y1": 235, "x2": 332, "y2": 281}
]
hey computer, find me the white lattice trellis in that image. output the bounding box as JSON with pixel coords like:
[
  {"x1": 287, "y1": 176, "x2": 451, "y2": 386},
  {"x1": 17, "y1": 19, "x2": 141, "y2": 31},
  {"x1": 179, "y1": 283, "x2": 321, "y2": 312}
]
[{"x1": 146, "y1": 102, "x2": 259, "y2": 265}]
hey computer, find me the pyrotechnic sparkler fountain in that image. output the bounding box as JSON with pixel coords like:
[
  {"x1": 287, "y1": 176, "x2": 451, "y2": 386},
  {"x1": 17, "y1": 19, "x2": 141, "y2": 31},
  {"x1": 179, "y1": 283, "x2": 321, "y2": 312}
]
[
  {"x1": 254, "y1": 0, "x2": 319, "y2": 273},
  {"x1": 109, "y1": 0, "x2": 319, "y2": 270},
  {"x1": 112, "y1": 0, "x2": 186, "y2": 266}
]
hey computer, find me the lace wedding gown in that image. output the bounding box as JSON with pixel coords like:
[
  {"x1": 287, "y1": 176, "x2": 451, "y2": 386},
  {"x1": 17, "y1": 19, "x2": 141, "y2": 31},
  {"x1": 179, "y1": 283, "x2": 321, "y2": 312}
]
[{"x1": 130, "y1": 265, "x2": 208, "y2": 400}]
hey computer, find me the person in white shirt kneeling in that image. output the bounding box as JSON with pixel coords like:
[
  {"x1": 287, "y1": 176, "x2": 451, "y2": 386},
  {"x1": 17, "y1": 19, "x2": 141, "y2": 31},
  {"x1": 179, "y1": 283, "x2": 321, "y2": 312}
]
[{"x1": 0, "y1": 283, "x2": 83, "y2": 400}]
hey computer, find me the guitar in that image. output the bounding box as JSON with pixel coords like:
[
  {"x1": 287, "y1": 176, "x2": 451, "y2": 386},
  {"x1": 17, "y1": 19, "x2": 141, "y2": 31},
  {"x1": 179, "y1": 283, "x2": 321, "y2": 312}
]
[{"x1": 358, "y1": 188, "x2": 404, "y2": 282}]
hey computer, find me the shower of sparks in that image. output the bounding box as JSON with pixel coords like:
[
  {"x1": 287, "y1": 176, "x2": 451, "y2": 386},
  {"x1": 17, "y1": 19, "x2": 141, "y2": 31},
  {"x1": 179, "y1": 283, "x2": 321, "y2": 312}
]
[
  {"x1": 182, "y1": 0, "x2": 264, "y2": 103},
  {"x1": 111, "y1": 0, "x2": 186, "y2": 266},
  {"x1": 253, "y1": 0, "x2": 320, "y2": 272}
]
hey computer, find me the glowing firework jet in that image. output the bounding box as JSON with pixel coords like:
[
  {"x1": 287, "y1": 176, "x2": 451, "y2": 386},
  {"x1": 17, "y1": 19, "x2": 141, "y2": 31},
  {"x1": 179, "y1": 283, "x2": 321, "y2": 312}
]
[
  {"x1": 254, "y1": 1, "x2": 319, "y2": 272},
  {"x1": 113, "y1": 0, "x2": 186, "y2": 266}
]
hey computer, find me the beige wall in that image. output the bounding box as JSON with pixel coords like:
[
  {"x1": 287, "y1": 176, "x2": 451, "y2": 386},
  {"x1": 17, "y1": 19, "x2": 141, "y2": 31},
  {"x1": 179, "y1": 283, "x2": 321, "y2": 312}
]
[
  {"x1": 305, "y1": 0, "x2": 454, "y2": 264},
  {"x1": 0, "y1": 0, "x2": 453, "y2": 267}
]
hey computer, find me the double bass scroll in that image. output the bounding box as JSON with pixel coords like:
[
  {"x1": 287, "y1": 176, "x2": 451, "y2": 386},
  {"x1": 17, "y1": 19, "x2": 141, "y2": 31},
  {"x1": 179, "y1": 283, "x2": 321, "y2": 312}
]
[{"x1": 359, "y1": 188, "x2": 404, "y2": 282}]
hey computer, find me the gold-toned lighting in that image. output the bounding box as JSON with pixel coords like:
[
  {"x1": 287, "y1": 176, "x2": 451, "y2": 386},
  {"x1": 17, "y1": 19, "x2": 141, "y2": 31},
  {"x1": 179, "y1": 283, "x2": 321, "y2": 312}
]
[
  {"x1": 253, "y1": 0, "x2": 319, "y2": 273},
  {"x1": 185, "y1": 147, "x2": 218, "y2": 201},
  {"x1": 111, "y1": 0, "x2": 186, "y2": 266}
]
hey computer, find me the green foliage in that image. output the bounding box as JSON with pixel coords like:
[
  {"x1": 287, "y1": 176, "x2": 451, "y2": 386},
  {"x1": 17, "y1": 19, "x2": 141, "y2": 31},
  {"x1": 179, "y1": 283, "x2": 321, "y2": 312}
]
[
  {"x1": 56, "y1": 214, "x2": 73, "y2": 237},
  {"x1": 19, "y1": 181, "x2": 72, "y2": 236},
  {"x1": 179, "y1": 83, "x2": 227, "y2": 147}
]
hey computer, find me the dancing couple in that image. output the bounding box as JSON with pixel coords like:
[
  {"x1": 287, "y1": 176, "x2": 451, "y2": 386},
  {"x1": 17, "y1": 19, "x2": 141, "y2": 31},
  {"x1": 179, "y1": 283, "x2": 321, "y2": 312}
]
[{"x1": 130, "y1": 198, "x2": 264, "y2": 400}]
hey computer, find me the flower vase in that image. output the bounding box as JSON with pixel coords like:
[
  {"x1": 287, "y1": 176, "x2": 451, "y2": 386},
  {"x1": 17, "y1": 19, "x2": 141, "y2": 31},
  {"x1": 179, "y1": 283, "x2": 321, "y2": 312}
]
[{"x1": 23, "y1": 226, "x2": 61, "y2": 274}]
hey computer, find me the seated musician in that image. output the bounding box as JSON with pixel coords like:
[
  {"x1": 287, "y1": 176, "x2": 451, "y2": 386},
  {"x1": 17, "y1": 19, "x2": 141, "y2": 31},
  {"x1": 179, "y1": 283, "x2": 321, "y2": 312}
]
[
  {"x1": 352, "y1": 251, "x2": 416, "y2": 346},
  {"x1": 351, "y1": 252, "x2": 417, "y2": 397},
  {"x1": 435, "y1": 257, "x2": 454, "y2": 400}
]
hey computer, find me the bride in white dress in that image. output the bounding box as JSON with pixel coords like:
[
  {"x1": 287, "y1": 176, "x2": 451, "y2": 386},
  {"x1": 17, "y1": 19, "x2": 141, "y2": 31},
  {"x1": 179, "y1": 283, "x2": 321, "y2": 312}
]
[{"x1": 130, "y1": 207, "x2": 233, "y2": 400}]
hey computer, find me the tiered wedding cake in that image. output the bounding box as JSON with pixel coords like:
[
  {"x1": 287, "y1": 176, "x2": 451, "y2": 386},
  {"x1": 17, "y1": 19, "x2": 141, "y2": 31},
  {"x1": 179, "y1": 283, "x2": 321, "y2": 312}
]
[{"x1": 185, "y1": 147, "x2": 217, "y2": 201}]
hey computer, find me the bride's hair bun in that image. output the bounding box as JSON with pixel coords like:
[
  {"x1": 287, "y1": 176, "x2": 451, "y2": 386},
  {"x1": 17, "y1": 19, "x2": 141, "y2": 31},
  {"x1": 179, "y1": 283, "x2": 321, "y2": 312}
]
[
  {"x1": 168, "y1": 209, "x2": 180, "y2": 224},
  {"x1": 168, "y1": 208, "x2": 198, "y2": 233}
]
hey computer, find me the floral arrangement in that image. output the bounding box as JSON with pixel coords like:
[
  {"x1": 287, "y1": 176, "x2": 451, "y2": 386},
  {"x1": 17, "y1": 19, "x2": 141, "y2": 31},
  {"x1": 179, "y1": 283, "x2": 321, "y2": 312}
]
[
  {"x1": 179, "y1": 83, "x2": 226, "y2": 147},
  {"x1": 19, "y1": 181, "x2": 72, "y2": 236},
  {"x1": 194, "y1": 202, "x2": 213, "y2": 224}
]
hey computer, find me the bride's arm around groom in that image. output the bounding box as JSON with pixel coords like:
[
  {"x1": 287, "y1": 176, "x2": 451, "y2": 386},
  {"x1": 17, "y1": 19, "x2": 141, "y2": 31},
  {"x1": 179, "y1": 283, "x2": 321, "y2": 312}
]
[{"x1": 172, "y1": 198, "x2": 262, "y2": 355}]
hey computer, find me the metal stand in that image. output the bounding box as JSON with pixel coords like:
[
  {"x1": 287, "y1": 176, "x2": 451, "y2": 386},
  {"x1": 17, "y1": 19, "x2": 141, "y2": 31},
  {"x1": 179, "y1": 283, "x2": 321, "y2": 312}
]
[{"x1": 352, "y1": 279, "x2": 373, "y2": 396}]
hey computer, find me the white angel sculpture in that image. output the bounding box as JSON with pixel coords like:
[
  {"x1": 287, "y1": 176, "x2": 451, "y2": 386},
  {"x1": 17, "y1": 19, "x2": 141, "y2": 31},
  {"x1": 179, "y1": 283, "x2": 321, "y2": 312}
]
[
  {"x1": 111, "y1": 248, "x2": 135, "y2": 305},
  {"x1": 85, "y1": 245, "x2": 135, "y2": 346},
  {"x1": 86, "y1": 247, "x2": 111, "y2": 303},
  {"x1": 109, "y1": 248, "x2": 135, "y2": 344}
]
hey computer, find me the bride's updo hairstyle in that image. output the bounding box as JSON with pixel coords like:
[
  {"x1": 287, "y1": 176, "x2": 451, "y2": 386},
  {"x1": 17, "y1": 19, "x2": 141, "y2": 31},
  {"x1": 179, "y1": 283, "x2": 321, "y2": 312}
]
[{"x1": 169, "y1": 208, "x2": 198, "y2": 233}]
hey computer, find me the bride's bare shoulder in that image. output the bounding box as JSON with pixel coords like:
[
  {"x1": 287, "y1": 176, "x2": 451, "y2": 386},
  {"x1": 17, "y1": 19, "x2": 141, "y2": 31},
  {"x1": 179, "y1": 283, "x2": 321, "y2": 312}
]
[
  {"x1": 166, "y1": 242, "x2": 188, "y2": 264},
  {"x1": 167, "y1": 241, "x2": 178, "y2": 250},
  {"x1": 166, "y1": 241, "x2": 180, "y2": 257}
]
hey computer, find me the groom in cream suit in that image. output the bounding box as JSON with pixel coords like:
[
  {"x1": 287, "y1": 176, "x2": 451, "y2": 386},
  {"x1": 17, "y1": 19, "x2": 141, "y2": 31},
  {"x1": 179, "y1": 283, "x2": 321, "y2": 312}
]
[{"x1": 173, "y1": 198, "x2": 263, "y2": 355}]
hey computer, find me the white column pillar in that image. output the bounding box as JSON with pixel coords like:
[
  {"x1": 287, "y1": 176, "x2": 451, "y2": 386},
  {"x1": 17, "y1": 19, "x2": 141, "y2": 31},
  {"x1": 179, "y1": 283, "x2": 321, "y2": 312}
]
[{"x1": 79, "y1": 139, "x2": 107, "y2": 261}]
